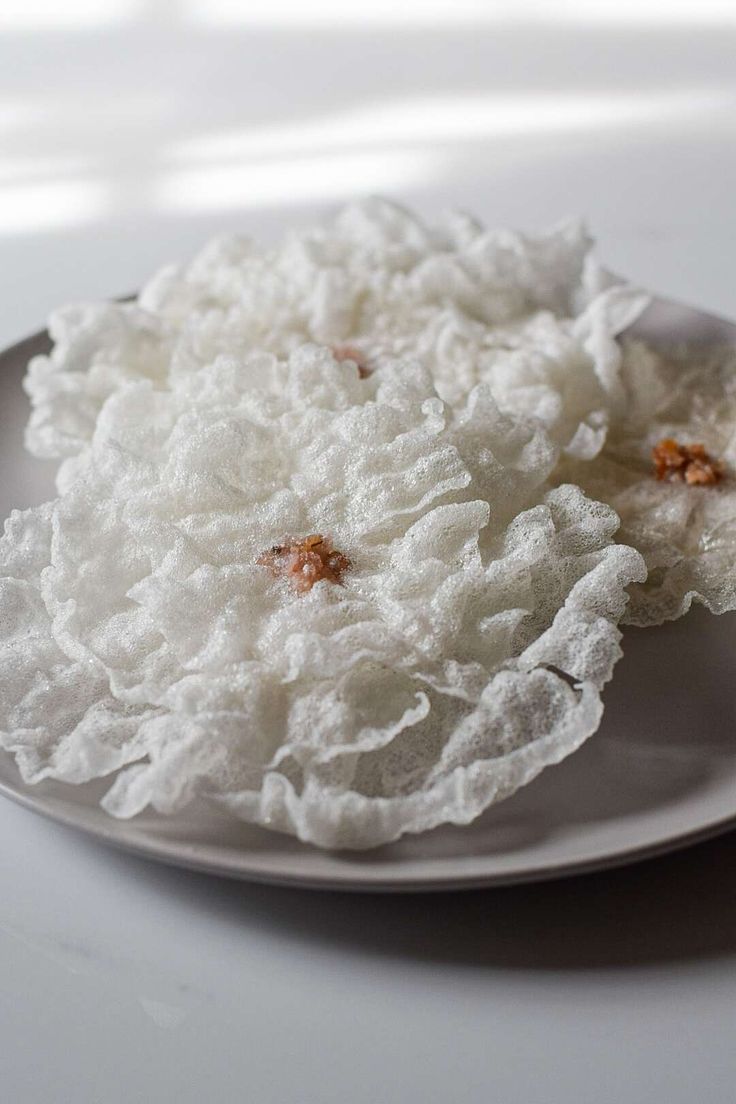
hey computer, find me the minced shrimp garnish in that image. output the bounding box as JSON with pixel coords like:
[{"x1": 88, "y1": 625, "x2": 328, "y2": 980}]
[
  {"x1": 257, "y1": 534, "x2": 352, "y2": 594},
  {"x1": 331, "y1": 344, "x2": 372, "y2": 378},
  {"x1": 652, "y1": 438, "x2": 724, "y2": 486}
]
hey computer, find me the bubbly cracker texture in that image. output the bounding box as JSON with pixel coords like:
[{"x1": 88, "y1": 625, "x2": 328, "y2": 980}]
[
  {"x1": 24, "y1": 197, "x2": 648, "y2": 482},
  {"x1": 559, "y1": 340, "x2": 736, "y2": 626},
  {"x1": 1, "y1": 349, "x2": 644, "y2": 848}
]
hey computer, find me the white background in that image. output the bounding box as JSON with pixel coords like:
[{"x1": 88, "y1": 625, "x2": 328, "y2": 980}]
[{"x1": 1, "y1": 3, "x2": 735, "y2": 1101}]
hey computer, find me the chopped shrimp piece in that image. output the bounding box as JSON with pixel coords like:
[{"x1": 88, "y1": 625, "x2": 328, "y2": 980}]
[
  {"x1": 652, "y1": 438, "x2": 723, "y2": 486},
  {"x1": 257, "y1": 534, "x2": 351, "y2": 594}
]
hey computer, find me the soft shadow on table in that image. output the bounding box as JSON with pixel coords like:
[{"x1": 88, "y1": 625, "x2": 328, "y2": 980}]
[{"x1": 90, "y1": 827, "x2": 736, "y2": 972}]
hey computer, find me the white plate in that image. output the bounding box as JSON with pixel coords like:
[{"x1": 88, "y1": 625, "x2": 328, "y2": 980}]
[{"x1": 1, "y1": 300, "x2": 736, "y2": 892}]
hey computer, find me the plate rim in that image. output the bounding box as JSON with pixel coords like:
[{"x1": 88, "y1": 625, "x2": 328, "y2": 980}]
[{"x1": 2, "y1": 762, "x2": 736, "y2": 892}]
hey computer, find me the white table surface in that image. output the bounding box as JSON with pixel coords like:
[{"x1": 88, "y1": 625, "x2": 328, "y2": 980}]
[{"x1": 1, "y1": 5, "x2": 736, "y2": 1101}]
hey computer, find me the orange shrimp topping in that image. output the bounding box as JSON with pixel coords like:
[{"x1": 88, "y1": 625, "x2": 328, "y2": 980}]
[
  {"x1": 257, "y1": 534, "x2": 351, "y2": 594},
  {"x1": 652, "y1": 438, "x2": 723, "y2": 486}
]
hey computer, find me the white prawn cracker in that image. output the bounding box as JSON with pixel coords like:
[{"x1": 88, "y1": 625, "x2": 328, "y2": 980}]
[
  {"x1": 12, "y1": 197, "x2": 732, "y2": 847},
  {"x1": 24, "y1": 198, "x2": 649, "y2": 479},
  {"x1": 559, "y1": 339, "x2": 736, "y2": 626},
  {"x1": 0, "y1": 348, "x2": 645, "y2": 849}
]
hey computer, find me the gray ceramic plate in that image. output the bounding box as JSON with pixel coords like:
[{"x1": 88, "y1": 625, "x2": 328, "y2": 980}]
[{"x1": 1, "y1": 298, "x2": 735, "y2": 892}]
